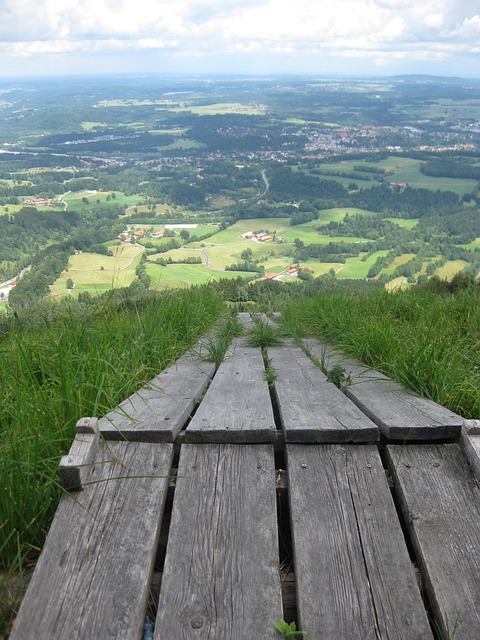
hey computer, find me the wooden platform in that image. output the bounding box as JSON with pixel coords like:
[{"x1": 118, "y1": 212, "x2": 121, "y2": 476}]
[{"x1": 11, "y1": 323, "x2": 479, "y2": 640}]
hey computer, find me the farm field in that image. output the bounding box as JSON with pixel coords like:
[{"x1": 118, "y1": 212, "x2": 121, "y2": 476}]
[
  {"x1": 50, "y1": 244, "x2": 144, "y2": 297},
  {"x1": 316, "y1": 207, "x2": 379, "y2": 224},
  {"x1": 381, "y1": 253, "x2": 417, "y2": 275},
  {"x1": 435, "y1": 260, "x2": 470, "y2": 279},
  {"x1": 383, "y1": 217, "x2": 420, "y2": 229},
  {"x1": 336, "y1": 251, "x2": 391, "y2": 279},
  {"x1": 460, "y1": 237, "x2": 480, "y2": 250},
  {"x1": 62, "y1": 190, "x2": 142, "y2": 210},
  {"x1": 315, "y1": 157, "x2": 478, "y2": 196},
  {"x1": 145, "y1": 262, "x2": 251, "y2": 288}
]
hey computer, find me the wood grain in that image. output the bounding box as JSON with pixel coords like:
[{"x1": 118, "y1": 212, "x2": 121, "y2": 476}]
[
  {"x1": 154, "y1": 443, "x2": 282, "y2": 639},
  {"x1": 386, "y1": 443, "x2": 480, "y2": 640},
  {"x1": 186, "y1": 340, "x2": 276, "y2": 442},
  {"x1": 309, "y1": 343, "x2": 462, "y2": 441},
  {"x1": 11, "y1": 441, "x2": 173, "y2": 640},
  {"x1": 269, "y1": 345, "x2": 379, "y2": 443},
  {"x1": 100, "y1": 356, "x2": 215, "y2": 441},
  {"x1": 287, "y1": 444, "x2": 432, "y2": 639}
]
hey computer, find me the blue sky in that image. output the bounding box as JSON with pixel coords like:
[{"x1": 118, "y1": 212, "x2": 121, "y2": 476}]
[{"x1": 0, "y1": 0, "x2": 479, "y2": 78}]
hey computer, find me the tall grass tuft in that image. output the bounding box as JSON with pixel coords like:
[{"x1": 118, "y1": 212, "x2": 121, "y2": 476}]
[
  {"x1": 281, "y1": 286, "x2": 480, "y2": 419},
  {"x1": 0, "y1": 286, "x2": 224, "y2": 579}
]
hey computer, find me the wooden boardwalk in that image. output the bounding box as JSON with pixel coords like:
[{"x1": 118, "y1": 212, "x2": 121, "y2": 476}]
[{"x1": 11, "y1": 317, "x2": 479, "y2": 640}]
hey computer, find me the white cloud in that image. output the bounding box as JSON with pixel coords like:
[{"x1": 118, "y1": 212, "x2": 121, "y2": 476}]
[{"x1": 0, "y1": 0, "x2": 479, "y2": 76}]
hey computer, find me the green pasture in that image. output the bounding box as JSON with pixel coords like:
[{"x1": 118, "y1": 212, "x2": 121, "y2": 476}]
[
  {"x1": 314, "y1": 156, "x2": 478, "y2": 196},
  {"x1": 280, "y1": 226, "x2": 371, "y2": 245},
  {"x1": 460, "y1": 237, "x2": 480, "y2": 251},
  {"x1": 317, "y1": 207, "x2": 378, "y2": 224},
  {"x1": 50, "y1": 244, "x2": 144, "y2": 296},
  {"x1": 81, "y1": 121, "x2": 109, "y2": 131},
  {"x1": 396, "y1": 99, "x2": 480, "y2": 121},
  {"x1": 125, "y1": 203, "x2": 173, "y2": 215},
  {"x1": 195, "y1": 240, "x2": 283, "y2": 270},
  {"x1": 385, "y1": 277, "x2": 410, "y2": 291},
  {"x1": 377, "y1": 157, "x2": 477, "y2": 196},
  {"x1": 383, "y1": 217, "x2": 420, "y2": 229},
  {"x1": 146, "y1": 262, "x2": 251, "y2": 289},
  {"x1": 62, "y1": 190, "x2": 141, "y2": 210},
  {"x1": 208, "y1": 196, "x2": 236, "y2": 208},
  {"x1": 158, "y1": 139, "x2": 205, "y2": 151},
  {"x1": 1, "y1": 204, "x2": 28, "y2": 214},
  {"x1": 434, "y1": 260, "x2": 470, "y2": 279},
  {"x1": 307, "y1": 162, "x2": 379, "y2": 188},
  {"x1": 148, "y1": 248, "x2": 204, "y2": 263},
  {"x1": 336, "y1": 250, "x2": 390, "y2": 279},
  {"x1": 381, "y1": 253, "x2": 416, "y2": 275}
]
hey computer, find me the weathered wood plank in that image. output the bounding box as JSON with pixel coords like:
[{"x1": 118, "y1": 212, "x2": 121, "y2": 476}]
[
  {"x1": 461, "y1": 419, "x2": 480, "y2": 481},
  {"x1": 309, "y1": 343, "x2": 462, "y2": 441},
  {"x1": 59, "y1": 417, "x2": 100, "y2": 490},
  {"x1": 236, "y1": 311, "x2": 255, "y2": 331},
  {"x1": 287, "y1": 444, "x2": 432, "y2": 639},
  {"x1": 100, "y1": 356, "x2": 215, "y2": 441},
  {"x1": 11, "y1": 441, "x2": 173, "y2": 640},
  {"x1": 154, "y1": 443, "x2": 282, "y2": 639},
  {"x1": 269, "y1": 345, "x2": 379, "y2": 443},
  {"x1": 185, "y1": 339, "x2": 276, "y2": 442},
  {"x1": 386, "y1": 443, "x2": 480, "y2": 640}
]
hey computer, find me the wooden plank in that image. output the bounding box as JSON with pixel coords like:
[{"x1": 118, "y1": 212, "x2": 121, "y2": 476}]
[
  {"x1": 386, "y1": 443, "x2": 480, "y2": 640},
  {"x1": 11, "y1": 441, "x2": 173, "y2": 640},
  {"x1": 100, "y1": 356, "x2": 215, "y2": 441},
  {"x1": 185, "y1": 339, "x2": 276, "y2": 443},
  {"x1": 236, "y1": 311, "x2": 255, "y2": 331},
  {"x1": 154, "y1": 443, "x2": 282, "y2": 639},
  {"x1": 461, "y1": 419, "x2": 480, "y2": 481},
  {"x1": 287, "y1": 444, "x2": 432, "y2": 639},
  {"x1": 309, "y1": 343, "x2": 462, "y2": 441},
  {"x1": 59, "y1": 417, "x2": 100, "y2": 490},
  {"x1": 269, "y1": 345, "x2": 379, "y2": 443}
]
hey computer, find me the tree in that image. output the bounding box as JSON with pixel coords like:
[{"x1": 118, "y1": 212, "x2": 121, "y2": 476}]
[
  {"x1": 180, "y1": 229, "x2": 190, "y2": 241},
  {"x1": 66, "y1": 278, "x2": 74, "y2": 289}
]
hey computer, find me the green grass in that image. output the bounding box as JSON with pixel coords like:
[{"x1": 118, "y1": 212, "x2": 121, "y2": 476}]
[
  {"x1": 0, "y1": 287, "x2": 225, "y2": 631},
  {"x1": 434, "y1": 261, "x2": 470, "y2": 279},
  {"x1": 62, "y1": 190, "x2": 142, "y2": 210},
  {"x1": 281, "y1": 286, "x2": 480, "y2": 419},
  {"x1": 316, "y1": 208, "x2": 379, "y2": 225},
  {"x1": 383, "y1": 217, "x2": 420, "y2": 229},
  {"x1": 336, "y1": 251, "x2": 390, "y2": 279},
  {"x1": 51, "y1": 245, "x2": 145, "y2": 297},
  {"x1": 194, "y1": 312, "x2": 242, "y2": 365},
  {"x1": 146, "y1": 262, "x2": 251, "y2": 288},
  {"x1": 377, "y1": 157, "x2": 477, "y2": 196},
  {"x1": 310, "y1": 157, "x2": 478, "y2": 196},
  {"x1": 246, "y1": 316, "x2": 284, "y2": 348}
]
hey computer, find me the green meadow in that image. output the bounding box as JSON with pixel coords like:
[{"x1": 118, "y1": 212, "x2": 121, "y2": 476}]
[
  {"x1": 313, "y1": 156, "x2": 478, "y2": 196},
  {"x1": 146, "y1": 262, "x2": 250, "y2": 288},
  {"x1": 51, "y1": 244, "x2": 144, "y2": 297},
  {"x1": 62, "y1": 190, "x2": 142, "y2": 210}
]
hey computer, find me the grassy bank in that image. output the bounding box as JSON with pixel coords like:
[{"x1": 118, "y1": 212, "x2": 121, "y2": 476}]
[
  {"x1": 281, "y1": 285, "x2": 480, "y2": 419},
  {"x1": 0, "y1": 286, "x2": 224, "y2": 633}
]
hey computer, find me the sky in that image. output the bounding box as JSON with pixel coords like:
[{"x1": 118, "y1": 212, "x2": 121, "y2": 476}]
[{"x1": 0, "y1": 0, "x2": 479, "y2": 79}]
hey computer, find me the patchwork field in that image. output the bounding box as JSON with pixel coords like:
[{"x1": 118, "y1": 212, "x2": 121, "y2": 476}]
[
  {"x1": 50, "y1": 244, "x2": 144, "y2": 298},
  {"x1": 313, "y1": 156, "x2": 478, "y2": 196}
]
